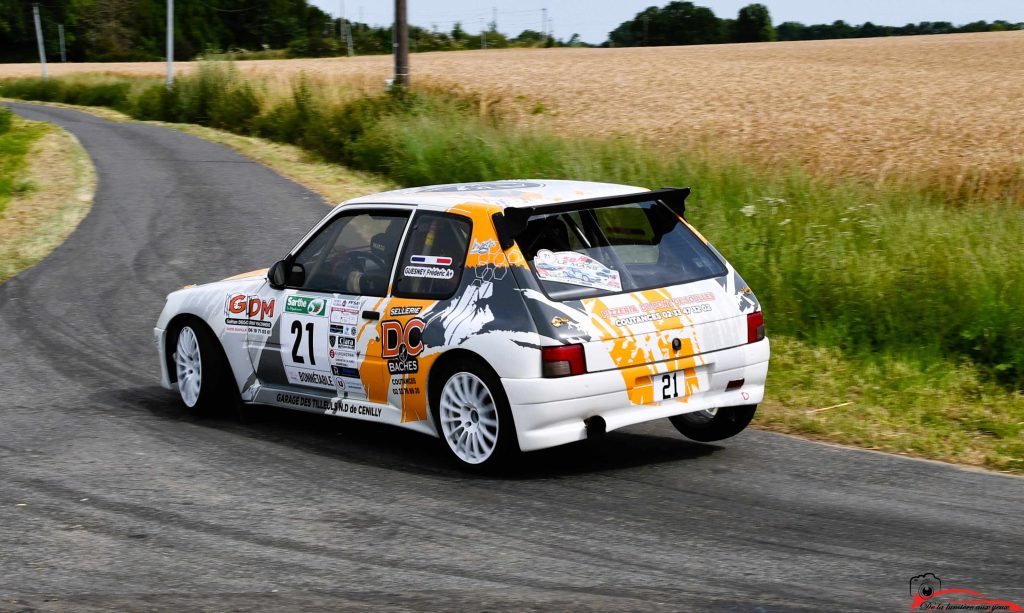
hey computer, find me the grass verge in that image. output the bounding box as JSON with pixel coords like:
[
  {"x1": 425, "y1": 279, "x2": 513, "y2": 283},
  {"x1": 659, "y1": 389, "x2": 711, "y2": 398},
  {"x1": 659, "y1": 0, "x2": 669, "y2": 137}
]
[
  {"x1": 762, "y1": 338, "x2": 1023, "y2": 473},
  {"x1": 0, "y1": 109, "x2": 95, "y2": 283},
  {"x1": 2, "y1": 80, "x2": 1021, "y2": 473}
]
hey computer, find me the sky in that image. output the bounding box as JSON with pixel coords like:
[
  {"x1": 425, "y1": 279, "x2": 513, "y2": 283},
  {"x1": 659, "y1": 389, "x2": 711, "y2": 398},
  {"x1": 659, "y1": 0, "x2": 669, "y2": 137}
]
[{"x1": 310, "y1": 0, "x2": 1024, "y2": 44}]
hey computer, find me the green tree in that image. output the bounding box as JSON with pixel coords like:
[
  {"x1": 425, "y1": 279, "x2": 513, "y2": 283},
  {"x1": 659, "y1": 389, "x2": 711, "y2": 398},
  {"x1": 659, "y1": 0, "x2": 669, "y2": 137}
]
[
  {"x1": 735, "y1": 3, "x2": 775, "y2": 42},
  {"x1": 608, "y1": 2, "x2": 723, "y2": 47}
]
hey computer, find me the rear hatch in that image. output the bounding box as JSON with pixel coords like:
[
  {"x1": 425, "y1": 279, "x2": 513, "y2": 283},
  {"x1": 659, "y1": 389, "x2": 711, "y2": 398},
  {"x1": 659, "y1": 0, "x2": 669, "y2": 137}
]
[
  {"x1": 575, "y1": 278, "x2": 745, "y2": 372},
  {"x1": 502, "y1": 190, "x2": 750, "y2": 372}
]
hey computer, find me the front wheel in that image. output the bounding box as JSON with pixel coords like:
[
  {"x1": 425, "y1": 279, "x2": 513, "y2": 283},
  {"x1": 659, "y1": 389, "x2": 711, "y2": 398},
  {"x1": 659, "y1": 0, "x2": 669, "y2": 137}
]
[
  {"x1": 432, "y1": 363, "x2": 518, "y2": 470},
  {"x1": 172, "y1": 322, "x2": 232, "y2": 414},
  {"x1": 669, "y1": 405, "x2": 757, "y2": 442}
]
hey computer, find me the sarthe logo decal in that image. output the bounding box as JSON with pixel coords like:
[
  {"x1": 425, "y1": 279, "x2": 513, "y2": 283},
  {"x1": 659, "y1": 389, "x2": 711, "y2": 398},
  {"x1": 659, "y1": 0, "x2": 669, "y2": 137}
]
[{"x1": 909, "y1": 574, "x2": 1022, "y2": 611}]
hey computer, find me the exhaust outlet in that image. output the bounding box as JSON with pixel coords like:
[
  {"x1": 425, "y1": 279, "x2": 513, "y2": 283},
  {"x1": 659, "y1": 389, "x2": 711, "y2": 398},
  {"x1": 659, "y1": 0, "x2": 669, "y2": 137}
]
[{"x1": 584, "y1": 415, "x2": 606, "y2": 438}]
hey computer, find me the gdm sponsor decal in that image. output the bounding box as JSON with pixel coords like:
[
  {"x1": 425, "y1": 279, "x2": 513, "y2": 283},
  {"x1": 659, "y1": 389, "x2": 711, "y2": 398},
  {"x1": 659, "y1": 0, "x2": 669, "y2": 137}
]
[
  {"x1": 224, "y1": 294, "x2": 276, "y2": 334},
  {"x1": 403, "y1": 265, "x2": 455, "y2": 279},
  {"x1": 285, "y1": 295, "x2": 327, "y2": 316},
  {"x1": 381, "y1": 318, "x2": 425, "y2": 374}
]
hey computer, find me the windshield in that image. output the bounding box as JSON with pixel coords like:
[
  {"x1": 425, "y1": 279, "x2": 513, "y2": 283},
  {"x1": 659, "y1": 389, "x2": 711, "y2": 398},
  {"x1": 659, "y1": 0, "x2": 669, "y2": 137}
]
[{"x1": 516, "y1": 200, "x2": 727, "y2": 300}]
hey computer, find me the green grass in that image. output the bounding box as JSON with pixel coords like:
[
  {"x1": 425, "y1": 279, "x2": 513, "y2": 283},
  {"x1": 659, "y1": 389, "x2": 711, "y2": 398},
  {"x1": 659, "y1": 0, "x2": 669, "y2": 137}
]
[
  {"x1": 2, "y1": 67, "x2": 1021, "y2": 471},
  {"x1": 0, "y1": 108, "x2": 48, "y2": 215},
  {"x1": 763, "y1": 337, "x2": 1024, "y2": 472}
]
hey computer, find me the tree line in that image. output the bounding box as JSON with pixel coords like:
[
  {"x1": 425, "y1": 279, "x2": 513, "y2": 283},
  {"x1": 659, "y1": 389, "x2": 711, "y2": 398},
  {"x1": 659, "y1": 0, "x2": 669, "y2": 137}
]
[
  {"x1": 0, "y1": 0, "x2": 340, "y2": 62},
  {"x1": 606, "y1": 1, "x2": 1023, "y2": 47},
  {"x1": 0, "y1": 0, "x2": 583, "y2": 64},
  {"x1": 2, "y1": 0, "x2": 1020, "y2": 63}
]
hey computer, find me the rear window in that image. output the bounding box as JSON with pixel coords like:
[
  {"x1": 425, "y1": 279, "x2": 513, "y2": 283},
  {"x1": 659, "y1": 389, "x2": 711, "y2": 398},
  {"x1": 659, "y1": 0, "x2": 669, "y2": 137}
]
[{"x1": 515, "y1": 200, "x2": 726, "y2": 300}]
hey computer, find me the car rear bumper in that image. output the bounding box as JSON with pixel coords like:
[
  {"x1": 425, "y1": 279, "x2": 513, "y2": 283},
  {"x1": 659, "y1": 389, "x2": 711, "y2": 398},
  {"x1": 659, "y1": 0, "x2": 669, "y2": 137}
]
[{"x1": 503, "y1": 338, "x2": 769, "y2": 452}]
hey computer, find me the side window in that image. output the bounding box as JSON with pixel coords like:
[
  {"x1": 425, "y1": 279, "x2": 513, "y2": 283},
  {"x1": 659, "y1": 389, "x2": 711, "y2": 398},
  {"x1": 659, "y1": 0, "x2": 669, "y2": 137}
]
[
  {"x1": 393, "y1": 212, "x2": 471, "y2": 299},
  {"x1": 292, "y1": 210, "x2": 409, "y2": 296}
]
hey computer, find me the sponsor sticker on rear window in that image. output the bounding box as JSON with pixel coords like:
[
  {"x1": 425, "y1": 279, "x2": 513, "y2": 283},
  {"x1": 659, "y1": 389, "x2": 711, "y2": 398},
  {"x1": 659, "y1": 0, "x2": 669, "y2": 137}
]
[{"x1": 533, "y1": 249, "x2": 622, "y2": 292}]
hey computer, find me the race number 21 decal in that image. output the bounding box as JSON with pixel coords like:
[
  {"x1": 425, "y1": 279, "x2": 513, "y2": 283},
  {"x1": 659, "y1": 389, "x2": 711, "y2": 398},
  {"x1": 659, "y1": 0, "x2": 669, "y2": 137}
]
[{"x1": 291, "y1": 321, "x2": 316, "y2": 365}]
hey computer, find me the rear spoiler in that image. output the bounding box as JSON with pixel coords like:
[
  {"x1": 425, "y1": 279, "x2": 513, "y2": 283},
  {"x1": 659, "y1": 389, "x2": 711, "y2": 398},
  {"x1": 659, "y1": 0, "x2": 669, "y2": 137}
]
[{"x1": 491, "y1": 187, "x2": 690, "y2": 250}]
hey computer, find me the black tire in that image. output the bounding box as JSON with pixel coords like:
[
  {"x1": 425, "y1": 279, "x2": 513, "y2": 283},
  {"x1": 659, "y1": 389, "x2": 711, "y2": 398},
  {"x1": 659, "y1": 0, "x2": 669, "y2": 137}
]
[
  {"x1": 170, "y1": 320, "x2": 237, "y2": 416},
  {"x1": 669, "y1": 405, "x2": 757, "y2": 442},
  {"x1": 429, "y1": 360, "x2": 519, "y2": 471}
]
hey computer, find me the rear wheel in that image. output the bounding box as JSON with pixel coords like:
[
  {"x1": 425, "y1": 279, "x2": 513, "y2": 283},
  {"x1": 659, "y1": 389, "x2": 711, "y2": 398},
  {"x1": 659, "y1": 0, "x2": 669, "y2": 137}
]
[
  {"x1": 172, "y1": 322, "x2": 233, "y2": 414},
  {"x1": 669, "y1": 405, "x2": 757, "y2": 442},
  {"x1": 432, "y1": 362, "x2": 517, "y2": 470}
]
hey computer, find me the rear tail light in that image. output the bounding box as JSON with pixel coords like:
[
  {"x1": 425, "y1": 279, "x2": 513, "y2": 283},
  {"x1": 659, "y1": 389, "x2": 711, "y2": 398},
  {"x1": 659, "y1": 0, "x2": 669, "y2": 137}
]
[
  {"x1": 542, "y1": 344, "x2": 587, "y2": 377},
  {"x1": 747, "y1": 311, "x2": 765, "y2": 343}
]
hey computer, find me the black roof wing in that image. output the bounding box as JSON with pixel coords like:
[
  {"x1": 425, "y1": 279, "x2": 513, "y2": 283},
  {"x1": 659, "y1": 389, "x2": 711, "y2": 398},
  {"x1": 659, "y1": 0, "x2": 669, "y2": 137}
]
[{"x1": 491, "y1": 187, "x2": 690, "y2": 250}]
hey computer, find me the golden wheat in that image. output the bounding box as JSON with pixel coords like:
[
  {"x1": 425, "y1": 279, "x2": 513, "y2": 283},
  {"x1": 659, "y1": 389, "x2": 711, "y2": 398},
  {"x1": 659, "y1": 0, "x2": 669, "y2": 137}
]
[{"x1": 3, "y1": 31, "x2": 1023, "y2": 200}]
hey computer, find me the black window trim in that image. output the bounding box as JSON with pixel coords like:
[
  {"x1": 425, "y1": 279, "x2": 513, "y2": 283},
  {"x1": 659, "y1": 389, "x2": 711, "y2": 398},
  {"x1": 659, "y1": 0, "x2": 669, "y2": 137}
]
[
  {"x1": 281, "y1": 206, "x2": 413, "y2": 296},
  {"x1": 390, "y1": 209, "x2": 474, "y2": 301}
]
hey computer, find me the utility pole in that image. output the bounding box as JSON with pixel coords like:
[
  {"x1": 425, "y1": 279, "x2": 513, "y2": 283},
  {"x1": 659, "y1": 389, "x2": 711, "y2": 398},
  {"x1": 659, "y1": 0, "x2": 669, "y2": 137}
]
[
  {"x1": 340, "y1": 0, "x2": 353, "y2": 57},
  {"x1": 541, "y1": 8, "x2": 547, "y2": 40},
  {"x1": 166, "y1": 0, "x2": 174, "y2": 88},
  {"x1": 481, "y1": 29, "x2": 486, "y2": 50},
  {"x1": 58, "y1": 24, "x2": 66, "y2": 62},
  {"x1": 492, "y1": 7, "x2": 497, "y2": 31},
  {"x1": 393, "y1": 0, "x2": 409, "y2": 88},
  {"x1": 32, "y1": 4, "x2": 47, "y2": 81}
]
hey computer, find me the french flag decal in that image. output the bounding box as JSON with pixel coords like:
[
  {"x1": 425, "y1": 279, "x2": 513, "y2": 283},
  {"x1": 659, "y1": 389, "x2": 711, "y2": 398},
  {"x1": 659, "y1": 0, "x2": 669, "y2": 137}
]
[{"x1": 411, "y1": 255, "x2": 453, "y2": 266}]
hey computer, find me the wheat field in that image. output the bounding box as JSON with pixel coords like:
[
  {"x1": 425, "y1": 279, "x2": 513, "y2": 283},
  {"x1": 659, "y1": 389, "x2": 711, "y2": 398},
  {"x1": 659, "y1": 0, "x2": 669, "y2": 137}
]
[{"x1": 3, "y1": 31, "x2": 1023, "y2": 199}]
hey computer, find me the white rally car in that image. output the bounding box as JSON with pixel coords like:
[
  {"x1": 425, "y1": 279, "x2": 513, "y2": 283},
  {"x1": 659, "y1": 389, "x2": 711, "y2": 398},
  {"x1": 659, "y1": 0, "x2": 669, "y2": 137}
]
[{"x1": 155, "y1": 180, "x2": 769, "y2": 468}]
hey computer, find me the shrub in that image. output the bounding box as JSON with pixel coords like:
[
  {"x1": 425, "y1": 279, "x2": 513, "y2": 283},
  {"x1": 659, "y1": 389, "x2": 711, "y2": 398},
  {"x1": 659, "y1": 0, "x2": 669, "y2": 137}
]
[
  {"x1": 0, "y1": 108, "x2": 11, "y2": 135},
  {"x1": 67, "y1": 81, "x2": 132, "y2": 109},
  {"x1": 0, "y1": 78, "x2": 65, "y2": 102}
]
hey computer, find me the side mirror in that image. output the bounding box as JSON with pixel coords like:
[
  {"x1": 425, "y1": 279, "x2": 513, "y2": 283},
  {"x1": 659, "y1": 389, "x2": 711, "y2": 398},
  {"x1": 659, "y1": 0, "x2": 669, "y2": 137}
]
[
  {"x1": 268, "y1": 260, "x2": 305, "y2": 289},
  {"x1": 268, "y1": 260, "x2": 288, "y2": 289}
]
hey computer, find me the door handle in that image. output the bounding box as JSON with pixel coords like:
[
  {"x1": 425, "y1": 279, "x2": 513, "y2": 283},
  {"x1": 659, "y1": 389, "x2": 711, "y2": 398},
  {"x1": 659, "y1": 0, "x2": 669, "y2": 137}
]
[{"x1": 361, "y1": 310, "x2": 380, "y2": 321}]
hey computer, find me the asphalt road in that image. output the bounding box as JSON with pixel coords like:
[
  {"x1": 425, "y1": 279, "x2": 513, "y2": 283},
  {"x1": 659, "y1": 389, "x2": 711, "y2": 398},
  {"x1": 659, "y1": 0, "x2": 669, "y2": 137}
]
[{"x1": 1, "y1": 103, "x2": 1021, "y2": 613}]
